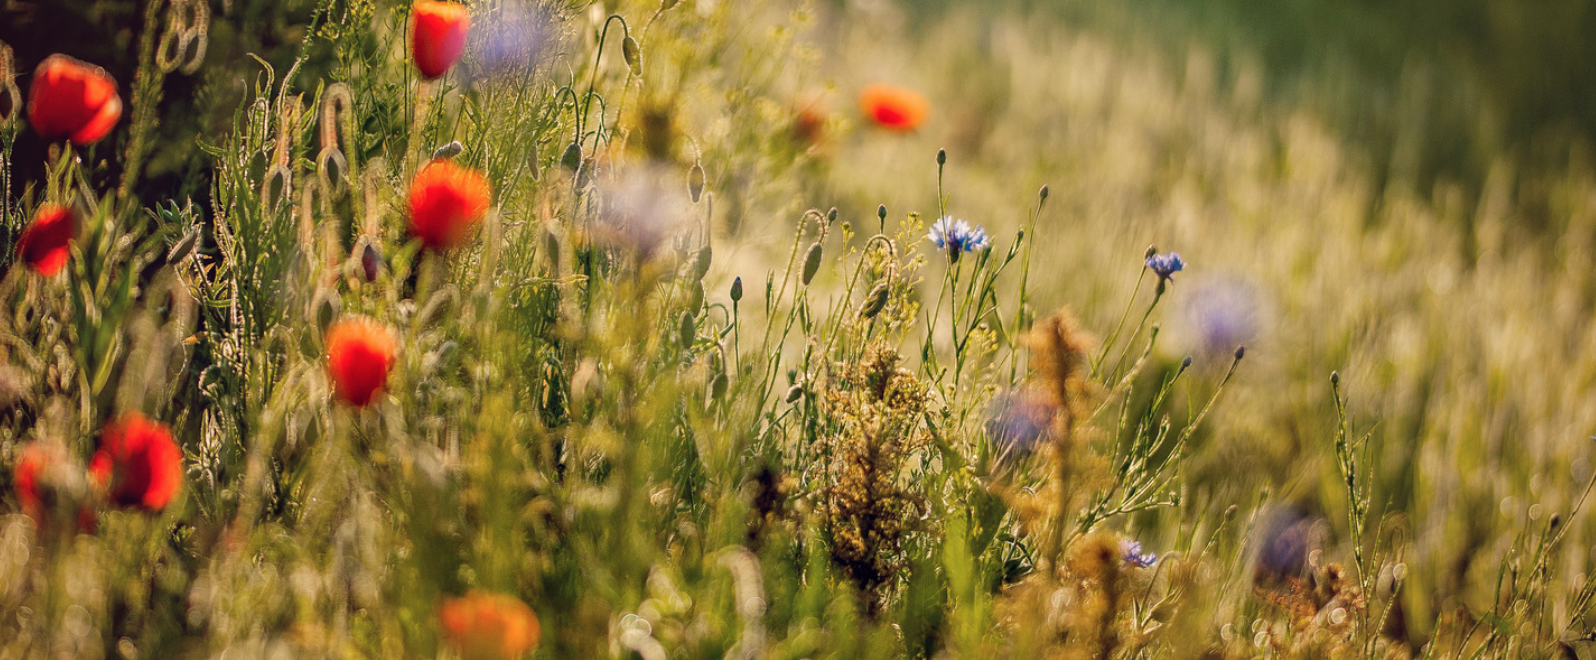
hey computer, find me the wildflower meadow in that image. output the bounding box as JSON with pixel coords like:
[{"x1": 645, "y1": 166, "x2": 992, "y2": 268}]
[{"x1": 3, "y1": 0, "x2": 1596, "y2": 658}]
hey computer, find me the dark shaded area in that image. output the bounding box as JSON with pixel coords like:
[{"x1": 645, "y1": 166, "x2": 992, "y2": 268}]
[{"x1": 0, "y1": 1, "x2": 333, "y2": 208}]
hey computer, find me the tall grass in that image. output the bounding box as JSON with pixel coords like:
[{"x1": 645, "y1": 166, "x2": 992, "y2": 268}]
[{"x1": 1, "y1": 0, "x2": 1595, "y2": 658}]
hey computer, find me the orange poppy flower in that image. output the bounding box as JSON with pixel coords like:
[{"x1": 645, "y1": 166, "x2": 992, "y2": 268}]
[
  {"x1": 16, "y1": 204, "x2": 75, "y2": 276},
  {"x1": 326, "y1": 318, "x2": 397, "y2": 407},
  {"x1": 89, "y1": 413, "x2": 183, "y2": 512},
  {"x1": 859, "y1": 83, "x2": 928, "y2": 132},
  {"x1": 439, "y1": 591, "x2": 541, "y2": 660},
  {"x1": 27, "y1": 54, "x2": 123, "y2": 145},
  {"x1": 412, "y1": 1, "x2": 472, "y2": 80},
  {"x1": 409, "y1": 159, "x2": 492, "y2": 250}
]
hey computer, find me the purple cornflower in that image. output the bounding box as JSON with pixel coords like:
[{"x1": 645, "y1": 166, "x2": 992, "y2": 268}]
[
  {"x1": 928, "y1": 216, "x2": 990, "y2": 263},
  {"x1": 1145, "y1": 252, "x2": 1185, "y2": 282},
  {"x1": 1121, "y1": 540, "x2": 1157, "y2": 568}
]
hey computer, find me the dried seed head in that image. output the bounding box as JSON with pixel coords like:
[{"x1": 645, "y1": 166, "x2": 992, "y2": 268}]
[{"x1": 801, "y1": 242, "x2": 822, "y2": 285}]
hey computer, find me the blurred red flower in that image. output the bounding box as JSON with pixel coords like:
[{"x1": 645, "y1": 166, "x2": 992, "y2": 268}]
[
  {"x1": 14, "y1": 442, "x2": 58, "y2": 518},
  {"x1": 412, "y1": 1, "x2": 471, "y2": 80},
  {"x1": 90, "y1": 413, "x2": 183, "y2": 512},
  {"x1": 859, "y1": 83, "x2": 929, "y2": 132},
  {"x1": 409, "y1": 159, "x2": 492, "y2": 250},
  {"x1": 27, "y1": 54, "x2": 122, "y2": 145},
  {"x1": 439, "y1": 591, "x2": 541, "y2": 660},
  {"x1": 326, "y1": 318, "x2": 397, "y2": 408},
  {"x1": 16, "y1": 203, "x2": 75, "y2": 276}
]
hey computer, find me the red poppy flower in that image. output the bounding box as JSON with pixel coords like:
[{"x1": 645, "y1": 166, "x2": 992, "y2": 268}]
[
  {"x1": 408, "y1": 159, "x2": 492, "y2": 250},
  {"x1": 412, "y1": 1, "x2": 471, "y2": 80},
  {"x1": 326, "y1": 318, "x2": 397, "y2": 407},
  {"x1": 439, "y1": 591, "x2": 541, "y2": 660},
  {"x1": 27, "y1": 54, "x2": 123, "y2": 145},
  {"x1": 859, "y1": 83, "x2": 929, "y2": 132},
  {"x1": 16, "y1": 204, "x2": 75, "y2": 276},
  {"x1": 14, "y1": 442, "x2": 58, "y2": 518},
  {"x1": 89, "y1": 413, "x2": 183, "y2": 512}
]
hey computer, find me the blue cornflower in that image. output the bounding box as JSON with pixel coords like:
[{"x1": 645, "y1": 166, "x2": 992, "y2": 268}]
[
  {"x1": 928, "y1": 216, "x2": 990, "y2": 263},
  {"x1": 1121, "y1": 540, "x2": 1157, "y2": 568},
  {"x1": 1145, "y1": 251, "x2": 1185, "y2": 282}
]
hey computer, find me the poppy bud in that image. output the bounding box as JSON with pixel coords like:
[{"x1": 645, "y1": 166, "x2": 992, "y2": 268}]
[
  {"x1": 411, "y1": 1, "x2": 471, "y2": 80},
  {"x1": 1234, "y1": 345, "x2": 1246, "y2": 361},
  {"x1": 693, "y1": 245, "x2": 712, "y2": 280},
  {"x1": 89, "y1": 412, "x2": 183, "y2": 512},
  {"x1": 168, "y1": 229, "x2": 199, "y2": 265},
  {"x1": 1039, "y1": 185, "x2": 1049, "y2": 201},
  {"x1": 439, "y1": 591, "x2": 541, "y2": 660},
  {"x1": 710, "y1": 372, "x2": 728, "y2": 401},
  {"x1": 432, "y1": 140, "x2": 464, "y2": 160},
  {"x1": 936, "y1": 148, "x2": 946, "y2": 165},
  {"x1": 877, "y1": 204, "x2": 887, "y2": 222},
  {"x1": 679, "y1": 311, "x2": 696, "y2": 347},
  {"x1": 27, "y1": 55, "x2": 122, "y2": 145},
  {"x1": 730, "y1": 276, "x2": 743, "y2": 303},
  {"x1": 621, "y1": 36, "x2": 642, "y2": 76},
  {"x1": 360, "y1": 242, "x2": 382, "y2": 282},
  {"x1": 801, "y1": 242, "x2": 822, "y2": 285},
  {"x1": 560, "y1": 140, "x2": 582, "y2": 173},
  {"x1": 408, "y1": 159, "x2": 492, "y2": 251},
  {"x1": 784, "y1": 384, "x2": 803, "y2": 403},
  {"x1": 326, "y1": 318, "x2": 397, "y2": 407},
  {"x1": 685, "y1": 281, "x2": 704, "y2": 315},
  {"x1": 16, "y1": 203, "x2": 75, "y2": 276},
  {"x1": 688, "y1": 163, "x2": 705, "y2": 203},
  {"x1": 827, "y1": 207, "x2": 838, "y2": 223}
]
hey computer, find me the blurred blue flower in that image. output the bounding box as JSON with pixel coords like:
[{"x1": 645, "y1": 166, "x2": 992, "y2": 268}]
[
  {"x1": 1145, "y1": 252, "x2": 1185, "y2": 282},
  {"x1": 1184, "y1": 277, "x2": 1260, "y2": 357},
  {"x1": 1121, "y1": 539, "x2": 1157, "y2": 567},
  {"x1": 985, "y1": 389, "x2": 1054, "y2": 474},
  {"x1": 928, "y1": 216, "x2": 990, "y2": 263}
]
